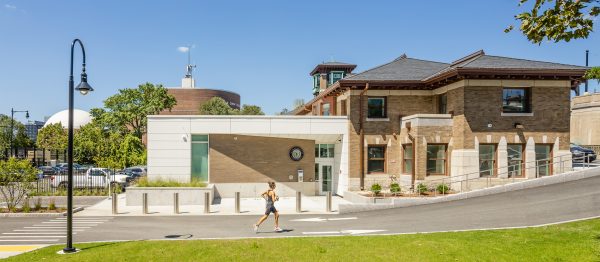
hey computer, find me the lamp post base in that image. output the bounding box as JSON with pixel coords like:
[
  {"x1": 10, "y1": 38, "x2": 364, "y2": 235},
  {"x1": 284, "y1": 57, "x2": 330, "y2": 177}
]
[{"x1": 58, "y1": 247, "x2": 80, "y2": 254}]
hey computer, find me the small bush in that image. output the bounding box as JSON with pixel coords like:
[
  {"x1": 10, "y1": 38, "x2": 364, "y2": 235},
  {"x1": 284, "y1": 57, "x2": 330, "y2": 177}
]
[
  {"x1": 135, "y1": 177, "x2": 206, "y2": 188},
  {"x1": 390, "y1": 183, "x2": 401, "y2": 194},
  {"x1": 34, "y1": 198, "x2": 42, "y2": 210},
  {"x1": 416, "y1": 183, "x2": 428, "y2": 194},
  {"x1": 22, "y1": 198, "x2": 31, "y2": 213},
  {"x1": 437, "y1": 183, "x2": 450, "y2": 194},
  {"x1": 48, "y1": 199, "x2": 56, "y2": 211},
  {"x1": 371, "y1": 183, "x2": 382, "y2": 195}
]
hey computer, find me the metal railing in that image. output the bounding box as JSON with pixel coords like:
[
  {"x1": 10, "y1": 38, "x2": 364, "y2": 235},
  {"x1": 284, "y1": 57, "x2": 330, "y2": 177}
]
[
  {"x1": 32, "y1": 168, "x2": 131, "y2": 196},
  {"x1": 405, "y1": 154, "x2": 596, "y2": 197}
]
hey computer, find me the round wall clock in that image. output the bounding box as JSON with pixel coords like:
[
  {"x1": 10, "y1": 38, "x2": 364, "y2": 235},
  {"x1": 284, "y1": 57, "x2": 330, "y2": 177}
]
[{"x1": 289, "y1": 146, "x2": 304, "y2": 161}]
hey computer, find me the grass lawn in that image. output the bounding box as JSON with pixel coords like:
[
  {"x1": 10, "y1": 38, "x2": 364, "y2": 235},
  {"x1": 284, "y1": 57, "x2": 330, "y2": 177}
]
[{"x1": 6, "y1": 218, "x2": 600, "y2": 262}]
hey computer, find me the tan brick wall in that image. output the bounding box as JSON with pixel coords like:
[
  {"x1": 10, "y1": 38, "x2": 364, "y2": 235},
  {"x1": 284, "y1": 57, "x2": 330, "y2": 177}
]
[
  {"x1": 161, "y1": 89, "x2": 241, "y2": 115},
  {"x1": 209, "y1": 135, "x2": 315, "y2": 183}
]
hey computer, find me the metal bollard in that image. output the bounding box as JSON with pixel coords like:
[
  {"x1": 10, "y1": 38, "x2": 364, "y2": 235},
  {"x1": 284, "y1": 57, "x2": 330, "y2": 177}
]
[
  {"x1": 326, "y1": 191, "x2": 332, "y2": 212},
  {"x1": 204, "y1": 192, "x2": 210, "y2": 214},
  {"x1": 235, "y1": 192, "x2": 240, "y2": 213},
  {"x1": 142, "y1": 193, "x2": 148, "y2": 214},
  {"x1": 296, "y1": 191, "x2": 302, "y2": 213},
  {"x1": 111, "y1": 193, "x2": 118, "y2": 215},
  {"x1": 173, "y1": 193, "x2": 179, "y2": 214}
]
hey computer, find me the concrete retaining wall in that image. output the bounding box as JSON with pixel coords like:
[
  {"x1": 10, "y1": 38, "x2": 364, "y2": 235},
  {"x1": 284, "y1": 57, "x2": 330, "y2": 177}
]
[
  {"x1": 339, "y1": 167, "x2": 600, "y2": 214},
  {"x1": 213, "y1": 182, "x2": 317, "y2": 198},
  {"x1": 126, "y1": 185, "x2": 214, "y2": 206}
]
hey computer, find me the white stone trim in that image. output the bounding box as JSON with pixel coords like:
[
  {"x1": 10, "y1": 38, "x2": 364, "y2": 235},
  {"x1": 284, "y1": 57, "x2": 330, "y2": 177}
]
[{"x1": 501, "y1": 112, "x2": 534, "y2": 117}]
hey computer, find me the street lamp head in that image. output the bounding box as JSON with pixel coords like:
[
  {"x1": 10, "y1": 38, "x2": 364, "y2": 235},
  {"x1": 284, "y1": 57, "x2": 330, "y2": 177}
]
[{"x1": 75, "y1": 72, "x2": 93, "y2": 96}]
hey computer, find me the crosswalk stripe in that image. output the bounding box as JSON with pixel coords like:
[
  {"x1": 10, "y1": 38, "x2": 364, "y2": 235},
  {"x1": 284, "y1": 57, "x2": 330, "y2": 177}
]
[
  {"x1": 28, "y1": 226, "x2": 91, "y2": 228},
  {"x1": 3, "y1": 233, "x2": 77, "y2": 235},
  {"x1": 0, "y1": 240, "x2": 58, "y2": 242},
  {"x1": 14, "y1": 229, "x2": 84, "y2": 232},
  {"x1": 0, "y1": 236, "x2": 66, "y2": 238}
]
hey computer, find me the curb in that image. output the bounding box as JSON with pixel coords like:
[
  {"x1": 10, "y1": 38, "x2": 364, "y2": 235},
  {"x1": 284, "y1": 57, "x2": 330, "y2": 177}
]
[{"x1": 0, "y1": 206, "x2": 85, "y2": 217}]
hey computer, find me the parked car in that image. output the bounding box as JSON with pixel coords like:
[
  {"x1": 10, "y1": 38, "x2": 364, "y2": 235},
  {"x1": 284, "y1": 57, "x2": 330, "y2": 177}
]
[
  {"x1": 55, "y1": 163, "x2": 87, "y2": 174},
  {"x1": 571, "y1": 143, "x2": 596, "y2": 163},
  {"x1": 50, "y1": 168, "x2": 129, "y2": 189},
  {"x1": 37, "y1": 166, "x2": 60, "y2": 177}
]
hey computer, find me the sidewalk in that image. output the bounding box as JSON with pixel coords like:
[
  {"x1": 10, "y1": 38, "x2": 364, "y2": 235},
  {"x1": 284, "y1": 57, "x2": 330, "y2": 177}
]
[{"x1": 77, "y1": 194, "x2": 351, "y2": 216}]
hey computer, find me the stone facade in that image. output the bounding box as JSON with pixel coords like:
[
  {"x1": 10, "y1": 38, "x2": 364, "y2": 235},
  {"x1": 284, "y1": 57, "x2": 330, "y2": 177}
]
[
  {"x1": 571, "y1": 93, "x2": 600, "y2": 147},
  {"x1": 317, "y1": 79, "x2": 573, "y2": 190}
]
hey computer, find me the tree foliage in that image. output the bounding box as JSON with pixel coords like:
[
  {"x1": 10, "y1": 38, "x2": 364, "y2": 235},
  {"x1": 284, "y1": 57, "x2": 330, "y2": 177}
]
[
  {"x1": 506, "y1": 0, "x2": 600, "y2": 44},
  {"x1": 95, "y1": 83, "x2": 177, "y2": 139},
  {"x1": 0, "y1": 158, "x2": 37, "y2": 211},
  {"x1": 199, "y1": 97, "x2": 264, "y2": 115},
  {"x1": 0, "y1": 115, "x2": 33, "y2": 158},
  {"x1": 36, "y1": 123, "x2": 67, "y2": 150},
  {"x1": 585, "y1": 66, "x2": 600, "y2": 83}
]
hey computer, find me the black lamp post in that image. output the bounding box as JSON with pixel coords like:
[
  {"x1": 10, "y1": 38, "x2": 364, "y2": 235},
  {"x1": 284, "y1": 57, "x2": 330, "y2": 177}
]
[
  {"x1": 63, "y1": 39, "x2": 93, "y2": 254},
  {"x1": 10, "y1": 108, "x2": 29, "y2": 157}
]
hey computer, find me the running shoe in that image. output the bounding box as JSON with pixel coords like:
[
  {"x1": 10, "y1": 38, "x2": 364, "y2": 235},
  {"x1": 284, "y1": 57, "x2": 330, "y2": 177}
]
[
  {"x1": 253, "y1": 224, "x2": 259, "y2": 233},
  {"x1": 274, "y1": 227, "x2": 283, "y2": 232}
]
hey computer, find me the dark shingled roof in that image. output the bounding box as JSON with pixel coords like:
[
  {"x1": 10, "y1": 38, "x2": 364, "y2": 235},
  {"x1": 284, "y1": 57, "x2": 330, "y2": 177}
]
[
  {"x1": 343, "y1": 56, "x2": 449, "y2": 81},
  {"x1": 455, "y1": 54, "x2": 588, "y2": 70}
]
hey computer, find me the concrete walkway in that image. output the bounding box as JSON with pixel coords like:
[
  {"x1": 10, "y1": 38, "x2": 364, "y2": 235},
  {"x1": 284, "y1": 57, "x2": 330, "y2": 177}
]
[{"x1": 77, "y1": 194, "x2": 350, "y2": 216}]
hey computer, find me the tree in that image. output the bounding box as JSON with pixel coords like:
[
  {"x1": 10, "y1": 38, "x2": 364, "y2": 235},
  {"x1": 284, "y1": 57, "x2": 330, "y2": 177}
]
[
  {"x1": 585, "y1": 67, "x2": 600, "y2": 83},
  {"x1": 0, "y1": 158, "x2": 37, "y2": 212},
  {"x1": 73, "y1": 122, "x2": 103, "y2": 165},
  {"x1": 199, "y1": 97, "x2": 237, "y2": 115},
  {"x1": 0, "y1": 115, "x2": 33, "y2": 159},
  {"x1": 36, "y1": 123, "x2": 67, "y2": 151},
  {"x1": 506, "y1": 0, "x2": 600, "y2": 44},
  {"x1": 240, "y1": 104, "x2": 265, "y2": 115},
  {"x1": 96, "y1": 83, "x2": 177, "y2": 139}
]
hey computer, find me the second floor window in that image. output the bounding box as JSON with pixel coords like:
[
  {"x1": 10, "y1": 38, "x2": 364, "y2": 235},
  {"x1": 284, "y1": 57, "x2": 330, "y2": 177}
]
[
  {"x1": 438, "y1": 93, "x2": 447, "y2": 114},
  {"x1": 503, "y1": 88, "x2": 531, "y2": 113},
  {"x1": 322, "y1": 103, "x2": 330, "y2": 116},
  {"x1": 329, "y1": 71, "x2": 345, "y2": 85},
  {"x1": 367, "y1": 97, "x2": 387, "y2": 118}
]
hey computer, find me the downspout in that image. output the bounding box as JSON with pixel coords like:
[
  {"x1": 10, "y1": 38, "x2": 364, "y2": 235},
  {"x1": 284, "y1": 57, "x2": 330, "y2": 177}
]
[{"x1": 359, "y1": 83, "x2": 370, "y2": 190}]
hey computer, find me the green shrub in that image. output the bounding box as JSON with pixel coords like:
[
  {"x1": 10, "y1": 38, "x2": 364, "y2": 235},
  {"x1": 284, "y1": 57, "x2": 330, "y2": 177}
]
[
  {"x1": 436, "y1": 183, "x2": 450, "y2": 194},
  {"x1": 22, "y1": 198, "x2": 31, "y2": 213},
  {"x1": 48, "y1": 199, "x2": 56, "y2": 211},
  {"x1": 416, "y1": 183, "x2": 428, "y2": 194},
  {"x1": 371, "y1": 183, "x2": 382, "y2": 195},
  {"x1": 34, "y1": 198, "x2": 42, "y2": 210},
  {"x1": 135, "y1": 177, "x2": 206, "y2": 187},
  {"x1": 390, "y1": 183, "x2": 401, "y2": 194}
]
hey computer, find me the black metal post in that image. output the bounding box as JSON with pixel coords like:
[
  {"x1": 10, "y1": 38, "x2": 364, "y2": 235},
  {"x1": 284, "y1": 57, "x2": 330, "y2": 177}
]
[
  {"x1": 585, "y1": 50, "x2": 589, "y2": 93},
  {"x1": 63, "y1": 38, "x2": 89, "y2": 254},
  {"x1": 9, "y1": 108, "x2": 29, "y2": 158}
]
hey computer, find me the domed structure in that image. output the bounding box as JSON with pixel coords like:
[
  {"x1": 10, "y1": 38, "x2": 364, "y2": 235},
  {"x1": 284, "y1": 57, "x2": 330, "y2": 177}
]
[{"x1": 44, "y1": 109, "x2": 92, "y2": 129}]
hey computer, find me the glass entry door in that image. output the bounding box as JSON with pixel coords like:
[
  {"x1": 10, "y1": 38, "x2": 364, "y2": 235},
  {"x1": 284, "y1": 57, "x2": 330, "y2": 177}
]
[{"x1": 315, "y1": 162, "x2": 333, "y2": 195}]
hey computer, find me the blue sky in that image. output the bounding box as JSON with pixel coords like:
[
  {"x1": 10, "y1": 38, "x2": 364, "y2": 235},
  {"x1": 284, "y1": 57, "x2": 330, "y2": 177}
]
[{"x1": 1, "y1": 0, "x2": 598, "y2": 122}]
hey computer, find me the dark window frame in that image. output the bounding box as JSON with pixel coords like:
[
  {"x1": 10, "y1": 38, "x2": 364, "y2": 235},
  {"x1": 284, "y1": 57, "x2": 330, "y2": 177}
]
[
  {"x1": 367, "y1": 96, "x2": 387, "y2": 118},
  {"x1": 478, "y1": 144, "x2": 497, "y2": 177},
  {"x1": 426, "y1": 144, "x2": 447, "y2": 176},
  {"x1": 502, "y1": 87, "x2": 532, "y2": 113},
  {"x1": 367, "y1": 145, "x2": 386, "y2": 174},
  {"x1": 402, "y1": 144, "x2": 414, "y2": 175},
  {"x1": 507, "y1": 143, "x2": 525, "y2": 178}
]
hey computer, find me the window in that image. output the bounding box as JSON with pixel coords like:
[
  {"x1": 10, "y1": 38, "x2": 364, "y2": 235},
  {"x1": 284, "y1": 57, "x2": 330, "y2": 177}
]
[
  {"x1": 507, "y1": 144, "x2": 524, "y2": 178},
  {"x1": 427, "y1": 145, "x2": 447, "y2": 176},
  {"x1": 191, "y1": 135, "x2": 209, "y2": 182},
  {"x1": 503, "y1": 88, "x2": 531, "y2": 113},
  {"x1": 367, "y1": 97, "x2": 386, "y2": 118},
  {"x1": 403, "y1": 144, "x2": 413, "y2": 174},
  {"x1": 322, "y1": 103, "x2": 330, "y2": 116},
  {"x1": 368, "y1": 145, "x2": 386, "y2": 173},
  {"x1": 438, "y1": 93, "x2": 447, "y2": 114},
  {"x1": 535, "y1": 145, "x2": 552, "y2": 177},
  {"x1": 314, "y1": 163, "x2": 320, "y2": 181},
  {"x1": 312, "y1": 74, "x2": 321, "y2": 95},
  {"x1": 329, "y1": 71, "x2": 344, "y2": 85},
  {"x1": 479, "y1": 144, "x2": 496, "y2": 177},
  {"x1": 316, "y1": 144, "x2": 334, "y2": 158}
]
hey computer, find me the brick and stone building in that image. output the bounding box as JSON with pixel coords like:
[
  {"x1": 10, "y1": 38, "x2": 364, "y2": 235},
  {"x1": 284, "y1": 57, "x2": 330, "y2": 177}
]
[{"x1": 146, "y1": 50, "x2": 588, "y2": 197}]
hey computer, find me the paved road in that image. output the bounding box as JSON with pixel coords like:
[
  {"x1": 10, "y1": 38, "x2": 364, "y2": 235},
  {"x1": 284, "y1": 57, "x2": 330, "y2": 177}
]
[{"x1": 1, "y1": 175, "x2": 600, "y2": 244}]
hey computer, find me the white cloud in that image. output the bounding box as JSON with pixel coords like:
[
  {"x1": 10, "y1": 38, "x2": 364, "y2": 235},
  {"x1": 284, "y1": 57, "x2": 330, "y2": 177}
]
[
  {"x1": 4, "y1": 4, "x2": 16, "y2": 9},
  {"x1": 178, "y1": 46, "x2": 190, "y2": 53}
]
